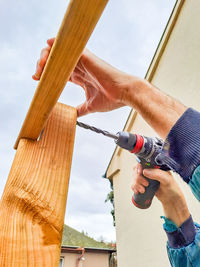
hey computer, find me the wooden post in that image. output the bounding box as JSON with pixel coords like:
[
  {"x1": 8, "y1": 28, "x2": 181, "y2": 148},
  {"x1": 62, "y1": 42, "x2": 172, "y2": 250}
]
[{"x1": 0, "y1": 103, "x2": 77, "y2": 266}]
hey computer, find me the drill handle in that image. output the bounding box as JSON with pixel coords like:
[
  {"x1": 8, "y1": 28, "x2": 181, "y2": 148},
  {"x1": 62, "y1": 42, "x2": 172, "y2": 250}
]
[
  {"x1": 132, "y1": 175, "x2": 160, "y2": 209},
  {"x1": 132, "y1": 156, "x2": 163, "y2": 209}
]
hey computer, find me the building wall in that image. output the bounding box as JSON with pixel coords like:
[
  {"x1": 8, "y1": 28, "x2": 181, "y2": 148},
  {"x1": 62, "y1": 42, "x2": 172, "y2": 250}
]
[
  {"x1": 61, "y1": 251, "x2": 110, "y2": 267},
  {"x1": 107, "y1": 0, "x2": 200, "y2": 266}
]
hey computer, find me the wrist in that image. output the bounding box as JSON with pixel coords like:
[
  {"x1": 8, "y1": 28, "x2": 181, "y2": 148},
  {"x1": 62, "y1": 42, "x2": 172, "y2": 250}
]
[{"x1": 162, "y1": 196, "x2": 190, "y2": 227}]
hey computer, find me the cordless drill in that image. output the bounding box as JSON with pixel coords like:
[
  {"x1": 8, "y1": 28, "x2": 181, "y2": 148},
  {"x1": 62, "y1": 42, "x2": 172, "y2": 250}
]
[
  {"x1": 116, "y1": 131, "x2": 170, "y2": 208},
  {"x1": 77, "y1": 121, "x2": 170, "y2": 209}
]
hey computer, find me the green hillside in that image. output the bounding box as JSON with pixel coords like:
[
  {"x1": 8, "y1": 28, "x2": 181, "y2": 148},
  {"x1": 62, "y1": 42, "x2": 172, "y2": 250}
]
[{"x1": 61, "y1": 224, "x2": 112, "y2": 249}]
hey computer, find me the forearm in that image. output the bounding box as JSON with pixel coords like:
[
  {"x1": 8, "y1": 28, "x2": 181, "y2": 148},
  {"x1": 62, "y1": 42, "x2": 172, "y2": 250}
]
[
  {"x1": 123, "y1": 78, "x2": 187, "y2": 139},
  {"x1": 162, "y1": 196, "x2": 190, "y2": 227}
]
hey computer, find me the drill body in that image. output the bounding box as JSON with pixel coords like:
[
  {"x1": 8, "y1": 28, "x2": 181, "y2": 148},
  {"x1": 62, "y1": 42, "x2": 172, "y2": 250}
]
[
  {"x1": 116, "y1": 132, "x2": 170, "y2": 209},
  {"x1": 76, "y1": 121, "x2": 171, "y2": 209}
]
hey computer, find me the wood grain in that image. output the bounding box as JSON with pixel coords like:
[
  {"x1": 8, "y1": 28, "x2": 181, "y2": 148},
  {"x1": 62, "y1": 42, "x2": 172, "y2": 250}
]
[
  {"x1": 0, "y1": 103, "x2": 77, "y2": 266},
  {"x1": 14, "y1": 0, "x2": 108, "y2": 149}
]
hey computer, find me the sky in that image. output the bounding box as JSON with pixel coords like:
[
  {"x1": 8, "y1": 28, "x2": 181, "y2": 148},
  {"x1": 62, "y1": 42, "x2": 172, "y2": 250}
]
[{"x1": 0, "y1": 0, "x2": 175, "y2": 242}]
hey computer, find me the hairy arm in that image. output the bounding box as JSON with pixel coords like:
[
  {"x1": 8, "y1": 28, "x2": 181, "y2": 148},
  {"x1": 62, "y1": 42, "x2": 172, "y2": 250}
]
[
  {"x1": 33, "y1": 39, "x2": 187, "y2": 139},
  {"x1": 125, "y1": 80, "x2": 187, "y2": 139}
]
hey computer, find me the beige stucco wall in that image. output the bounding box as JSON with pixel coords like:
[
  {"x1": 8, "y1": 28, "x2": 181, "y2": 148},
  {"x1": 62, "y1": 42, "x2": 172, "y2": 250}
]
[
  {"x1": 107, "y1": 0, "x2": 200, "y2": 266},
  {"x1": 61, "y1": 251, "x2": 110, "y2": 267}
]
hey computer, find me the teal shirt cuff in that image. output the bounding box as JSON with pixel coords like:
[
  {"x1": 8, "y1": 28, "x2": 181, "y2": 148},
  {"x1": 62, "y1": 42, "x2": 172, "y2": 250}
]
[
  {"x1": 161, "y1": 215, "x2": 196, "y2": 249},
  {"x1": 161, "y1": 216, "x2": 178, "y2": 232}
]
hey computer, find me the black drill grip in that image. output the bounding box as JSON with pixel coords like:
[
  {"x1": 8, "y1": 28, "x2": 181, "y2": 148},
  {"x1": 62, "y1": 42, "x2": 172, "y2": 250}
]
[
  {"x1": 132, "y1": 156, "x2": 169, "y2": 209},
  {"x1": 132, "y1": 174, "x2": 160, "y2": 209}
]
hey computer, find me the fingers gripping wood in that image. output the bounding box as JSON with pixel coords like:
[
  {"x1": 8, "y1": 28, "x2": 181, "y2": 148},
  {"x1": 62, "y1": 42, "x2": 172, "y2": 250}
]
[{"x1": 14, "y1": 0, "x2": 108, "y2": 149}]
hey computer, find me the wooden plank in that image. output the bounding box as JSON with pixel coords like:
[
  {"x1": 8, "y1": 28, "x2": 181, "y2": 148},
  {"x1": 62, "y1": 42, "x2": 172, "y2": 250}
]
[
  {"x1": 0, "y1": 103, "x2": 77, "y2": 266},
  {"x1": 14, "y1": 0, "x2": 108, "y2": 149}
]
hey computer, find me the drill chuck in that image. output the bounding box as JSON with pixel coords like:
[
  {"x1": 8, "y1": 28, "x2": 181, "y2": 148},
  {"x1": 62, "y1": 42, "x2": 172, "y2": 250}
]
[{"x1": 115, "y1": 132, "x2": 137, "y2": 151}]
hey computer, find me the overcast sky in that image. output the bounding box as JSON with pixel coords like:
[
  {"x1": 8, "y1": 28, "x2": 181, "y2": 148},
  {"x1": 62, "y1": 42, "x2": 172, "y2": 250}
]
[{"x1": 0, "y1": 0, "x2": 175, "y2": 242}]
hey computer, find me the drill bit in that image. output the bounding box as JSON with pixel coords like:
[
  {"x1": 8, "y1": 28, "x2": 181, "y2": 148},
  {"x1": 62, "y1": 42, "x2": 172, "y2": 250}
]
[{"x1": 77, "y1": 121, "x2": 118, "y2": 141}]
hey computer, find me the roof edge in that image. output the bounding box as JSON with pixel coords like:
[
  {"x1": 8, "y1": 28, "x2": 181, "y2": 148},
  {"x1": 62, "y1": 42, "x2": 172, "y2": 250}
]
[
  {"x1": 105, "y1": 0, "x2": 185, "y2": 178},
  {"x1": 61, "y1": 246, "x2": 116, "y2": 254}
]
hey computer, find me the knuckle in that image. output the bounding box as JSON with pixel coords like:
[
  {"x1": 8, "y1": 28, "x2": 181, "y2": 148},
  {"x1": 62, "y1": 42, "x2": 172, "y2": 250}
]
[
  {"x1": 131, "y1": 184, "x2": 135, "y2": 191},
  {"x1": 136, "y1": 184, "x2": 143, "y2": 192},
  {"x1": 37, "y1": 58, "x2": 42, "y2": 67},
  {"x1": 41, "y1": 47, "x2": 48, "y2": 54},
  {"x1": 142, "y1": 178, "x2": 149, "y2": 187},
  {"x1": 138, "y1": 186, "x2": 145, "y2": 193}
]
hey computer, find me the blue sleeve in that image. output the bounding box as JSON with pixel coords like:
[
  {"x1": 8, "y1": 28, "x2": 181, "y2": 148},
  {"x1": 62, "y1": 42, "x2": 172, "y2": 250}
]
[
  {"x1": 167, "y1": 226, "x2": 200, "y2": 267},
  {"x1": 161, "y1": 216, "x2": 200, "y2": 267},
  {"x1": 159, "y1": 108, "x2": 200, "y2": 200},
  {"x1": 161, "y1": 108, "x2": 200, "y2": 182}
]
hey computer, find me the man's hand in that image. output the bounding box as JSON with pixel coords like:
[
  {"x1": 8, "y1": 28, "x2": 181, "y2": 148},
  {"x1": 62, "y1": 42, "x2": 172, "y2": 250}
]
[
  {"x1": 32, "y1": 38, "x2": 136, "y2": 117},
  {"x1": 132, "y1": 164, "x2": 190, "y2": 227}
]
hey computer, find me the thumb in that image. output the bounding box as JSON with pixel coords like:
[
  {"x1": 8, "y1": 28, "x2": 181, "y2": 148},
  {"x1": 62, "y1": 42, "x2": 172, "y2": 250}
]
[
  {"x1": 76, "y1": 102, "x2": 89, "y2": 117},
  {"x1": 143, "y1": 168, "x2": 169, "y2": 185}
]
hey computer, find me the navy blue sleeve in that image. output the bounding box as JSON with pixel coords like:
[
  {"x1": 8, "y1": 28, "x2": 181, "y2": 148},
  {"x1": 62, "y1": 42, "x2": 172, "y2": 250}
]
[
  {"x1": 161, "y1": 108, "x2": 200, "y2": 183},
  {"x1": 162, "y1": 215, "x2": 197, "y2": 249}
]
